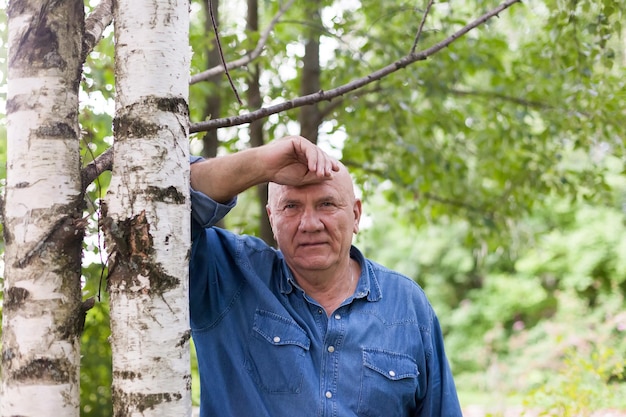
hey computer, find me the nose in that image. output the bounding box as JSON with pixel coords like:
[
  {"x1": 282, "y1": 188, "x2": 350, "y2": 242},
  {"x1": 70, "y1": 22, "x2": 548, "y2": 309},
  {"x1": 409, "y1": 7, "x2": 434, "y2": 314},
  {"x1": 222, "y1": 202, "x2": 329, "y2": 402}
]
[{"x1": 298, "y1": 207, "x2": 323, "y2": 232}]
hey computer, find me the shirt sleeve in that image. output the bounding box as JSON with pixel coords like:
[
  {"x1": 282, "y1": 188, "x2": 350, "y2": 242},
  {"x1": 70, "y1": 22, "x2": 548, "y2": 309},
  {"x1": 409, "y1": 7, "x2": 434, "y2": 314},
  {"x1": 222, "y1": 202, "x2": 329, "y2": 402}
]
[
  {"x1": 190, "y1": 156, "x2": 237, "y2": 229},
  {"x1": 414, "y1": 309, "x2": 463, "y2": 417}
]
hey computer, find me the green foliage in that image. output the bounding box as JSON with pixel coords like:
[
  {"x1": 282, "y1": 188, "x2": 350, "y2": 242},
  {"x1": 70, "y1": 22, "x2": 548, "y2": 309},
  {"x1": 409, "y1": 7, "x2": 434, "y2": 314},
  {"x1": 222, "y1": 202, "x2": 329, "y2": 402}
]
[
  {"x1": 516, "y1": 203, "x2": 626, "y2": 302},
  {"x1": 338, "y1": 0, "x2": 625, "y2": 252},
  {"x1": 524, "y1": 345, "x2": 626, "y2": 416},
  {"x1": 80, "y1": 298, "x2": 112, "y2": 417},
  {"x1": 355, "y1": 167, "x2": 626, "y2": 407},
  {"x1": 1, "y1": 0, "x2": 625, "y2": 415},
  {"x1": 80, "y1": 261, "x2": 112, "y2": 417}
]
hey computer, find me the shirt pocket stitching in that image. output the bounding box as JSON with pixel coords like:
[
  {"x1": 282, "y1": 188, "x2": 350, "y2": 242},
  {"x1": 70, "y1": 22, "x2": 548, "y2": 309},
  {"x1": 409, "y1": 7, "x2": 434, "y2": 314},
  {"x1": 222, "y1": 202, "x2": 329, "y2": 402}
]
[
  {"x1": 252, "y1": 310, "x2": 311, "y2": 350},
  {"x1": 362, "y1": 348, "x2": 419, "y2": 380},
  {"x1": 245, "y1": 309, "x2": 310, "y2": 394},
  {"x1": 358, "y1": 348, "x2": 420, "y2": 416}
]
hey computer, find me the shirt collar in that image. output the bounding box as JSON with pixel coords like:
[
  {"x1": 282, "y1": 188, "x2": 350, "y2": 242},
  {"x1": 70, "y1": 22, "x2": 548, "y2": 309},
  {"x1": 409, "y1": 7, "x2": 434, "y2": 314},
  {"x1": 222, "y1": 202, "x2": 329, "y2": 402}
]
[
  {"x1": 351, "y1": 246, "x2": 382, "y2": 302},
  {"x1": 278, "y1": 246, "x2": 382, "y2": 303}
]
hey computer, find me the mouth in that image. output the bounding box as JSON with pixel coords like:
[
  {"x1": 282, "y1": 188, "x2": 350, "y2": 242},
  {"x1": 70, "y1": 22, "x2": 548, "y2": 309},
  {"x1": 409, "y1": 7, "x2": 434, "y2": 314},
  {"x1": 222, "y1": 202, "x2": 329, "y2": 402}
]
[{"x1": 298, "y1": 241, "x2": 327, "y2": 248}]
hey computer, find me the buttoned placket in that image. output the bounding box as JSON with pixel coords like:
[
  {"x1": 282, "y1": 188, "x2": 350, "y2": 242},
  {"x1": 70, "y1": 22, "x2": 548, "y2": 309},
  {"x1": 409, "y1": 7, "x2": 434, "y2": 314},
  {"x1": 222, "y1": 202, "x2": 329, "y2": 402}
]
[
  {"x1": 320, "y1": 308, "x2": 348, "y2": 417},
  {"x1": 288, "y1": 263, "x2": 368, "y2": 417},
  {"x1": 299, "y1": 290, "x2": 349, "y2": 417}
]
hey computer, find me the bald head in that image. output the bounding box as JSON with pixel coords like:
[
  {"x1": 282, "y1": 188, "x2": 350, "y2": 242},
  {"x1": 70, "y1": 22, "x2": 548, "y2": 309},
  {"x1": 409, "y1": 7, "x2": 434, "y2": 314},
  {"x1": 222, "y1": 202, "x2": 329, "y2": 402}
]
[{"x1": 267, "y1": 162, "x2": 355, "y2": 209}]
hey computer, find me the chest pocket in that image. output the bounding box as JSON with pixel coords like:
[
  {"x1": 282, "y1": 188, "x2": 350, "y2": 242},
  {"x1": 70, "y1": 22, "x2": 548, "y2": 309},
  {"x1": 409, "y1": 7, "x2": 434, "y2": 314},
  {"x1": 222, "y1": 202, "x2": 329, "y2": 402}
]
[
  {"x1": 358, "y1": 348, "x2": 420, "y2": 417},
  {"x1": 245, "y1": 309, "x2": 310, "y2": 394}
]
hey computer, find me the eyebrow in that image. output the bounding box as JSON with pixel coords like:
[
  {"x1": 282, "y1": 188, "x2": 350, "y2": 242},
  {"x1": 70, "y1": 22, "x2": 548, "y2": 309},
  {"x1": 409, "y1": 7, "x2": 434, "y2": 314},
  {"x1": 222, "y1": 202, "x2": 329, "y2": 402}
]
[{"x1": 278, "y1": 194, "x2": 340, "y2": 205}]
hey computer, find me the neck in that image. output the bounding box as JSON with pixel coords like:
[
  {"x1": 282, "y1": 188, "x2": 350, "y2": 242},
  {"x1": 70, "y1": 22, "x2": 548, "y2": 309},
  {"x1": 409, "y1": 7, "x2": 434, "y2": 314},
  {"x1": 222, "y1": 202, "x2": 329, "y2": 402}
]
[{"x1": 293, "y1": 259, "x2": 359, "y2": 316}]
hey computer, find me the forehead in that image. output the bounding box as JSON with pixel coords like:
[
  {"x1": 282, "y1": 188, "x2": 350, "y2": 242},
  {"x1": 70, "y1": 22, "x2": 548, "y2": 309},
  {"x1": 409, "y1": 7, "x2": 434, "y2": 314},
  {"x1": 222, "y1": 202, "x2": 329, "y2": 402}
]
[
  {"x1": 273, "y1": 181, "x2": 342, "y2": 202},
  {"x1": 269, "y1": 165, "x2": 355, "y2": 205}
]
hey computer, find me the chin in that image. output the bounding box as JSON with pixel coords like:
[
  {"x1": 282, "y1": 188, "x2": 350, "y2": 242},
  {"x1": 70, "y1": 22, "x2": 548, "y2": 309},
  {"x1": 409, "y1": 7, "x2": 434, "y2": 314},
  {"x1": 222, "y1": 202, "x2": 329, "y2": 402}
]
[{"x1": 291, "y1": 257, "x2": 334, "y2": 272}]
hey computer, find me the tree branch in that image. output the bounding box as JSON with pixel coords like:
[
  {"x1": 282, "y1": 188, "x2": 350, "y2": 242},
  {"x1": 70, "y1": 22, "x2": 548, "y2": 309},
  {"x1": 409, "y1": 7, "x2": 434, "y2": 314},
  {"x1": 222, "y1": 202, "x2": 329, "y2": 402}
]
[
  {"x1": 317, "y1": 85, "x2": 383, "y2": 120},
  {"x1": 410, "y1": 0, "x2": 435, "y2": 55},
  {"x1": 190, "y1": 0, "x2": 296, "y2": 85},
  {"x1": 190, "y1": 0, "x2": 522, "y2": 133},
  {"x1": 82, "y1": 0, "x2": 114, "y2": 63},
  {"x1": 81, "y1": 147, "x2": 113, "y2": 193},
  {"x1": 78, "y1": 0, "x2": 520, "y2": 189}
]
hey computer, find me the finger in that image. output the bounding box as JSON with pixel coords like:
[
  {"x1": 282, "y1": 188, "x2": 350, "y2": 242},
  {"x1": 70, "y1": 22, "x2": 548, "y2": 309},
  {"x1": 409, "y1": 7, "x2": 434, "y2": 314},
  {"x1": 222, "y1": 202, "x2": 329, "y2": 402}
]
[
  {"x1": 316, "y1": 148, "x2": 327, "y2": 176},
  {"x1": 319, "y1": 151, "x2": 339, "y2": 177},
  {"x1": 327, "y1": 156, "x2": 340, "y2": 175},
  {"x1": 305, "y1": 146, "x2": 322, "y2": 176}
]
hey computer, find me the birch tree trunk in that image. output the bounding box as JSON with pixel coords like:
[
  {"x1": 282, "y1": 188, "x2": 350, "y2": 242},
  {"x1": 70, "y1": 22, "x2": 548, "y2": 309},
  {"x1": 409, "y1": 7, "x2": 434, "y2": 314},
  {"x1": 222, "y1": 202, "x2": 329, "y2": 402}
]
[
  {"x1": 1, "y1": 1, "x2": 85, "y2": 416},
  {"x1": 103, "y1": 0, "x2": 192, "y2": 415}
]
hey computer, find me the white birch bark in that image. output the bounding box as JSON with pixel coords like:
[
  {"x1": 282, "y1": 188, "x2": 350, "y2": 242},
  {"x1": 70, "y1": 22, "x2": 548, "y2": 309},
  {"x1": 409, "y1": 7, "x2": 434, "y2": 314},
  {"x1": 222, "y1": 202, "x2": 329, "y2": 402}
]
[
  {"x1": 104, "y1": 0, "x2": 192, "y2": 415},
  {"x1": 1, "y1": 1, "x2": 84, "y2": 416}
]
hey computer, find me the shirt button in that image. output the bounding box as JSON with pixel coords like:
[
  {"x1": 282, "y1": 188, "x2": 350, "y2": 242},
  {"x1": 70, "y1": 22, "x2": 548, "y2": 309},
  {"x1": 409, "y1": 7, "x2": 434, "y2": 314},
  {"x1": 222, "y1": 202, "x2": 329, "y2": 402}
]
[
  {"x1": 273, "y1": 336, "x2": 281, "y2": 343},
  {"x1": 327, "y1": 346, "x2": 335, "y2": 353},
  {"x1": 325, "y1": 391, "x2": 332, "y2": 399},
  {"x1": 318, "y1": 309, "x2": 323, "y2": 314},
  {"x1": 388, "y1": 370, "x2": 396, "y2": 377},
  {"x1": 334, "y1": 314, "x2": 341, "y2": 320}
]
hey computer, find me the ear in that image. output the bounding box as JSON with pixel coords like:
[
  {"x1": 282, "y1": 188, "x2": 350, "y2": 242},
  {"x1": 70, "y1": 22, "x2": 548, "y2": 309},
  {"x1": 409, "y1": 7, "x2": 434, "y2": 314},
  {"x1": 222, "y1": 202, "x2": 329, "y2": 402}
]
[
  {"x1": 352, "y1": 199, "x2": 362, "y2": 234},
  {"x1": 266, "y1": 204, "x2": 273, "y2": 227},
  {"x1": 266, "y1": 204, "x2": 279, "y2": 242}
]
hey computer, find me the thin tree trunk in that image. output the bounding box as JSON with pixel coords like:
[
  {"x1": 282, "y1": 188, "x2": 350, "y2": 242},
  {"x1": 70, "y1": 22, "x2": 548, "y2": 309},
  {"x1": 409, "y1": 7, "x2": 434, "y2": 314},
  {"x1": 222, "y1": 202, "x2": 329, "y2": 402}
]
[
  {"x1": 298, "y1": 0, "x2": 322, "y2": 143},
  {"x1": 202, "y1": 0, "x2": 222, "y2": 159},
  {"x1": 247, "y1": 0, "x2": 275, "y2": 246},
  {"x1": 1, "y1": 1, "x2": 85, "y2": 416},
  {"x1": 105, "y1": 0, "x2": 192, "y2": 415},
  {"x1": 200, "y1": 0, "x2": 225, "y2": 228}
]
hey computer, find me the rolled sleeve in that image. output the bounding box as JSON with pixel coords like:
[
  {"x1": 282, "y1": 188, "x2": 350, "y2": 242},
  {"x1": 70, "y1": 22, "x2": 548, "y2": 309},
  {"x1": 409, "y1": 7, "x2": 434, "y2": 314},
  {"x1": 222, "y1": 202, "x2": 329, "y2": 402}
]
[{"x1": 190, "y1": 156, "x2": 237, "y2": 228}]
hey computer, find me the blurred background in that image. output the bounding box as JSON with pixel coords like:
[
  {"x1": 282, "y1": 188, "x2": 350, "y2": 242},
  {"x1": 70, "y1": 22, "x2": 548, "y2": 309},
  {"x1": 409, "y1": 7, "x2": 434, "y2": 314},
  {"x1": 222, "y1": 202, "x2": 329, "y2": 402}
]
[{"x1": 1, "y1": 0, "x2": 625, "y2": 415}]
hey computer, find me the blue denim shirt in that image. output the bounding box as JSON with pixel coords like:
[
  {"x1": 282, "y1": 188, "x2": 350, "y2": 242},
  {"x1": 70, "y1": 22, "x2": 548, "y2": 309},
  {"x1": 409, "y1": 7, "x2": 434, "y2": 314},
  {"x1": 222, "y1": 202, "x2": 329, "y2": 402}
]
[{"x1": 189, "y1": 171, "x2": 462, "y2": 417}]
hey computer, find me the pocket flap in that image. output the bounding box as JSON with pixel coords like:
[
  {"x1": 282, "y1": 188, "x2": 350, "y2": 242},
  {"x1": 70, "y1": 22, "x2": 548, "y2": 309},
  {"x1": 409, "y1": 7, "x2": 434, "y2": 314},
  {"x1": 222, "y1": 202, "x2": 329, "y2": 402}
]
[
  {"x1": 363, "y1": 348, "x2": 418, "y2": 381},
  {"x1": 253, "y1": 309, "x2": 310, "y2": 350}
]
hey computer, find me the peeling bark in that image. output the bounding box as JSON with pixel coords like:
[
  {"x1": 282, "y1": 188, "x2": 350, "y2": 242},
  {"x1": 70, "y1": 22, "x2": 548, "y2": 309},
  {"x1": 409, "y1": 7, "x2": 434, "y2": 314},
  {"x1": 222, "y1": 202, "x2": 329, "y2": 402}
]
[
  {"x1": 2, "y1": 1, "x2": 85, "y2": 416},
  {"x1": 106, "y1": 0, "x2": 192, "y2": 416}
]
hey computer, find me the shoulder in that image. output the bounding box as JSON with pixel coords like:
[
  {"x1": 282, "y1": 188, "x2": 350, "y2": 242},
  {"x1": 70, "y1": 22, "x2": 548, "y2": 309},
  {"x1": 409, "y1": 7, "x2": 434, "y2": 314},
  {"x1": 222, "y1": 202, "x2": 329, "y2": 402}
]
[
  {"x1": 367, "y1": 258, "x2": 425, "y2": 293},
  {"x1": 204, "y1": 226, "x2": 277, "y2": 254},
  {"x1": 365, "y1": 258, "x2": 433, "y2": 314}
]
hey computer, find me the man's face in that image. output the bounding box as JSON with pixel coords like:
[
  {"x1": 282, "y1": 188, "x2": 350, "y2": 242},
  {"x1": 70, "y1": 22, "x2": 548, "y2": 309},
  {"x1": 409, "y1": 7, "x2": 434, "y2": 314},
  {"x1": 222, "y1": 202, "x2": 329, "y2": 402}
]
[{"x1": 267, "y1": 169, "x2": 361, "y2": 275}]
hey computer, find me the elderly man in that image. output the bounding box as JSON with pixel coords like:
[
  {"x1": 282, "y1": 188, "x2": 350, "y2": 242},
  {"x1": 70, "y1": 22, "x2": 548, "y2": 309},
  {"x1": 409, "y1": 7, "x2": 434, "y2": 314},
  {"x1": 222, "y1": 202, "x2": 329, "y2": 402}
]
[{"x1": 189, "y1": 135, "x2": 462, "y2": 417}]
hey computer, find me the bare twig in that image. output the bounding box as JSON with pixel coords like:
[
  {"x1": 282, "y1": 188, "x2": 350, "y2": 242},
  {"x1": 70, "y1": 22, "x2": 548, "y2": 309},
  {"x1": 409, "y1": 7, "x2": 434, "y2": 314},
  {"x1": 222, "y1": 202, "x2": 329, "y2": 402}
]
[
  {"x1": 410, "y1": 0, "x2": 435, "y2": 55},
  {"x1": 444, "y1": 87, "x2": 556, "y2": 111},
  {"x1": 343, "y1": 160, "x2": 491, "y2": 216},
  {"x1": 191, "y1": 0, "x2": 296, "y2": 85},
  {"x1": 208, "y1": 0, "x2": 243, "y2": 105},
  {"x1": 190, "y1": 0, "x2": 521, "y2": 133},
  {"x1": 82, "y1": 0, "x2": 114, "y2": 63},
  {"x1": 447, "y1": 86, "x2": 597, "y2": 120}
]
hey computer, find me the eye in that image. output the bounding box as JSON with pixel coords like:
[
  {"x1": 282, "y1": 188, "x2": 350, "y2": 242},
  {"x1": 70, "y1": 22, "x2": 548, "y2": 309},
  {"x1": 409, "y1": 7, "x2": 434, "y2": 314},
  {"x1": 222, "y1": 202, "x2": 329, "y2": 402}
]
[{"x1": 279, "y1": 203, "x2": 301, "y2": 216}]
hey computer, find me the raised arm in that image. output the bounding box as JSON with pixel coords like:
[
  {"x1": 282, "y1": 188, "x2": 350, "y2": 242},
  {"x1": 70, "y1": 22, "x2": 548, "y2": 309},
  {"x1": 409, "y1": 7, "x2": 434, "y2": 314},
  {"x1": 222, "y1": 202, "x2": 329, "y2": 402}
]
[{"x1": 190, "y1": 135, "x2": 340, "y2": 203}]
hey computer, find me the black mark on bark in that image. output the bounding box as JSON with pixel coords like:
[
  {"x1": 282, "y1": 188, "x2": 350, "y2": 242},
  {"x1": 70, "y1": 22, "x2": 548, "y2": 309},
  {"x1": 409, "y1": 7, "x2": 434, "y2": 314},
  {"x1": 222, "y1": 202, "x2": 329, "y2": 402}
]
[
  {"x1": 3, "y1": 287, "x2": 30, "y2": 309},
  {"x1": 12, "y1": 358, "x2": 74, "y2": 384}
]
